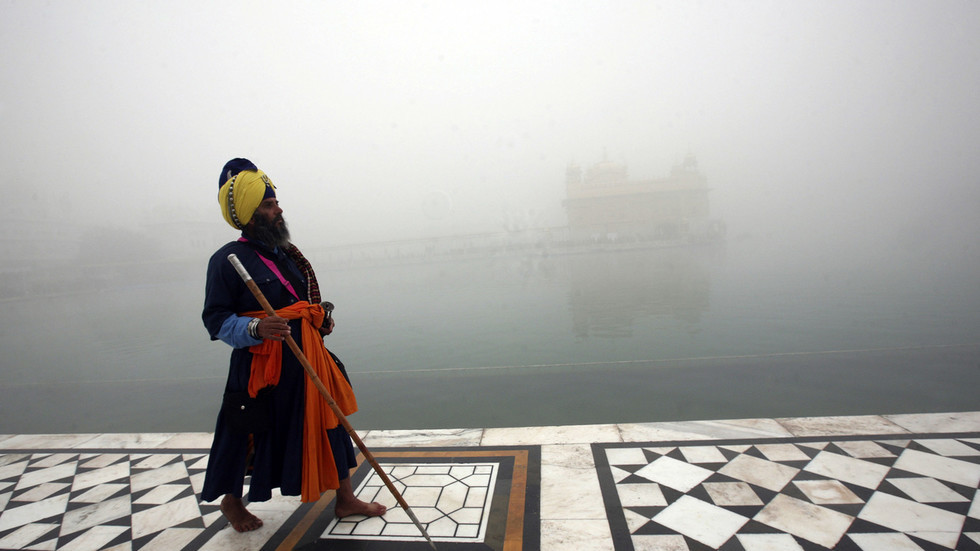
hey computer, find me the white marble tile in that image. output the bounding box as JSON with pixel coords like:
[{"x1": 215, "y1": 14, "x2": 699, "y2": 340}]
[
  {"x1": 635, "y1": 456, "x2": 713, "y2": 492},
  {"x1": 703, "y1": 482, "x2": 764, "y2": 506},
  {"x1": 540, "y1": 519, "x2": 614, "y2": 551},
  {"x1": 605, "y1": 447, "x2": 648, "y2": 466},
  {"x1": 0, "y1": 434, "x2": 101, "y2": 449},
  {"x1": 737, "y1": 533, "x2": 806, "y2": 551},
  {"x1": 619, "y1": 417, "x2": 793, "y2": 442},
  {"x1": 246, "y1": 488, "x2": 302, "y2": 512},
  {"x1": 401, "y1": 485, "x2": 443, "y2": 507},
  {"x1": 858, "y1": 491, "x2": 963, "y2": 548},
  {"x1": 654, "y1": 494, "x2": 749, "y2": 548},
  {"x1": 15, "y1": 482, "x2": 70, "y2": 502},
  {"x1": 916, "y1": 437, "x2": 980, "y2": 457},
  {"x1": 719, "y1": 454, "x2": 799, "y2": 492},
  {"x1": 463, "y1": 485, "x2": 487, "y2": 508},
  {"x1": 59, "y1": 495, "x2": 131, "y2": 537},
  {"x1": 131, "y1": 495, "x2": 202, "y2": 539},
  {"x1": 793, "y1": 480, "x2": 863, "y2": 504},
  {"x1": 885, "y1": 411, "x2": 980, "y2": 433},
  {"x1": 138, "y1": 527, "x2": 202, "y2": 551},
  {"x1": 427, "y1": 515, "x2": 461, "y2": 537},
  {"x1": 78, "y1": 453, "x2": 128, "y2": 469},
  {"x1": 130, "y1": 461, "x2": 189, "y2": 493},
  {"x1": 0, "y1": 523, "x2": 59, "y2": 550},
  {"x1": 71, "y1": 462, "x2": 129, "y2": 493},
  {"x1": 15, "y1": 463, "x2": 77, "y2": 491},
  {"x1": 832, "y1": 440, "x2": 895, "y2": 459},
  {"x1": 132, "y1": 453, "x2": 179, "y2": 469},
  {"x1": 632, "y1": 534, "x2": 688, "y2": 551},
  {"x1": 540, "y1": 462, "x2": 604, "y2": 518},
  {"x1": 616, "y1": 483, "x2": 668, "y2": 508},
  {"x1": 186, "y1": 454, "x2": 210, "y2": 471},
  {"x1": 134, "y1": 483, "x2": 189, "y2": 505},
  {"x1": 610, "y1": 466, "x2": 634, "y2": 484},
  {"x1": 362, "y1": 428, "x2": 483, "y2": 447},
  {"x1": 58, "y1": 525, "x2": 129, "y2": 551},
  {"x1": 31, "y1": 453, "x2": 77, "y2": 468},
  {"x1": 680, "y1": 445, "x2": 728, "y2": 464},
  {"x1": 73, "y1": 483, "x2": 128, "y2": 503},
  {"x1": 804, "y1": 451, "x2": 891, "y2": 490},
  {"x1": 189, "y1": 471, "x2": 207, "y2": 496},
  {"x1": 893, "y1": 448, "x2": 980, "y2": 488},
  {"x1": 0, "y1": 452, "x2": 31, "y2": 467},
  {"x1": 848, "y1": 532, "x2": 925, "y2": 551},
  {"x1": 156, "y1": 433, "x2": 214, "y2": 449},
  {"x1": 544, "y1": 442, "x2": 598, "y2": 470},
  {"x1": 79, "y1": 433, "x2": 176, "y2": 449},
  {"x1": 796, "y1": 441, "x2": 829, "y2": 452},
  {"x1": 623, "y1": 508, "x2": 654, "y2": 532},
  {"x1": 0, "y1": 457, "x2": 29, "y2": 481},
  {"x1": 483, "y1": 424, "x2": 620, "y2": 446},
  {"x1": 350, "y1": 515, "x2": 386, "y2": 535},
  {"x1": 777, "y1": 415, "x2": 908, "y2": 437},
  {"x1": 754, "y1": 494, "x2": 854, "y2": 548},
  {"x1": 755, "y1": 443, "x2": 812, "y2": 462},
  {"x1": 198, "y1": 508, "x2": 295, "y2": 551},
  {"x1": 888, "y1": 477, "x2": 969, "y2": 503},
  {"x1": 541, "y1": 445, "x2": 606, "y2": 520}
]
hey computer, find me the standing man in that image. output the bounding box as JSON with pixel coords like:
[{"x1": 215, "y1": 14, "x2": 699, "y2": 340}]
[{"x1": 201, "y1": 158, "x2": 386, "y2": 532}]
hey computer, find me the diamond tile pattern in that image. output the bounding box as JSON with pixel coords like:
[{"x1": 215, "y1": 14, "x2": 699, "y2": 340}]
[
  {"x1": 0, "y1": 446, "x2": 533, "y2": 550},
  {"x1": 0, "y1": 451, "x2": 216, "y2": 550},
  {"x1": 599, "y1": 435, "x2": 980, "y2": 550}
]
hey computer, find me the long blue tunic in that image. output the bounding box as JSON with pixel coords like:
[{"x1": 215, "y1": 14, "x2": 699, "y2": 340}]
[{"x1": 200, "y1": 237, "x2": 355, "y2": 503}]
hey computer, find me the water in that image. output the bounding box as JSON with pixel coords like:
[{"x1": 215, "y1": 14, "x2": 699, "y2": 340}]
[{"x1": 2, "y1": 238, "x2": 978, "y2": 434}]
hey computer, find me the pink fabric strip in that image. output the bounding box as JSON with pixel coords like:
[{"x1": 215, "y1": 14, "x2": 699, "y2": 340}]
[{"x1": 239, "y1": 237, "x2": 300, "y2": 300}]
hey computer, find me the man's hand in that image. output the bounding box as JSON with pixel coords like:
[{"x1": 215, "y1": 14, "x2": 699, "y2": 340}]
[
  {"x1": 318, "y1": 317, "x2": 335, "y2": 337},
  {"x1": 257, "y1": 316, "x2": 290, "y2": 341}
]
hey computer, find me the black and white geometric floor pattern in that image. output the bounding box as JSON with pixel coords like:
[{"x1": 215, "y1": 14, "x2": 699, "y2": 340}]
[
  {"x1": 0, "y1": 445, "x2": 541, "y2": 550},
  {"x1": 0, "y1": 450, "x2": 216, "y2": 551},
  {"x1": 595, "y1": 434, "x2": 980, "y2": 550}
]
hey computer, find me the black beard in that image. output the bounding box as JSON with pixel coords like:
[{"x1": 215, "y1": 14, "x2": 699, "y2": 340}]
[{"x1": 249, "y1": 214, "x2": 291, "y2": 249}]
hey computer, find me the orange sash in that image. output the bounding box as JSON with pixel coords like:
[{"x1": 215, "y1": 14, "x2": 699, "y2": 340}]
[{"x1": 243, "y1": 301, "x2": 358, "y2": 502}]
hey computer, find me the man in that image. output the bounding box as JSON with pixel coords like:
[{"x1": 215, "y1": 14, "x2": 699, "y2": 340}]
[{"x1": 201, "y1": 158, "x2": 385, "y2": 532}]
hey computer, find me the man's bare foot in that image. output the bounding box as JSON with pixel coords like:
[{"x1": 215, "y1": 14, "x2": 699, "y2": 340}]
[
  {"x1": 335, "y1": 498, "x2": 387, "y2": 518},
  {"x1": 220, "y1": 494, "x2": 264, "y2": 532}
]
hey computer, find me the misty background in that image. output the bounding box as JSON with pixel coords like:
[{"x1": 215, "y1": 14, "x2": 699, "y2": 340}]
[{"x1": 2, "y1": 1, "x2": 979, "y2": 433}]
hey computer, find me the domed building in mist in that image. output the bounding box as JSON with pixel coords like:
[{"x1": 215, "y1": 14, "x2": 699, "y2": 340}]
[{"x1": 563, "y1": 154, "x2": 725, "y2": 245}]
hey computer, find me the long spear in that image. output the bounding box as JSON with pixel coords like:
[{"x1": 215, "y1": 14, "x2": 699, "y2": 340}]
[{"x1": 227, "y1": 253, "x2": 437, "y2": 550}]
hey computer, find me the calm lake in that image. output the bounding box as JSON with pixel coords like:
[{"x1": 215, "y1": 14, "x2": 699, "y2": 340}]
[{"x1": 2, "y1": 236, "x2": 978, "y2": 434}]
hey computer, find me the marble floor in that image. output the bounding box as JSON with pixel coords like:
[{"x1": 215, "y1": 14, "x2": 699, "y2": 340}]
[{"x1": 0, "y1": 411, "x2": 978, "y2": 550}]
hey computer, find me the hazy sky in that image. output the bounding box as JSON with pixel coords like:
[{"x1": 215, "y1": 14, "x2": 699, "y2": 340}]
[{"x1": 3, "y1": 0, "x2": 979, "y2": 254}]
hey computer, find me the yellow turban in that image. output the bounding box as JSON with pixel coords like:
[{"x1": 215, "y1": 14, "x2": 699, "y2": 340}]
[{"x1": 218, "y1": 170, "x2": 276, "y2": 230}]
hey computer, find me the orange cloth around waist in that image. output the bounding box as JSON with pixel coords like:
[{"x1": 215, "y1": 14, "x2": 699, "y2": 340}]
[{"x1": 242, "y1": 301, "x2": 358, "y2": 501}]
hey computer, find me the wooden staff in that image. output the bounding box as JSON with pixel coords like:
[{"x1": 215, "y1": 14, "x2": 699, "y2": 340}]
[{"x1": 228, "y1": 254, "x2": 437, "y2": 550}]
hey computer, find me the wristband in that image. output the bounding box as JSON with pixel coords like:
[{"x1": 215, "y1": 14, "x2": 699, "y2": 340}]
[{"x1": 247, "y1": 318, "x2": 260, "y2": 339}]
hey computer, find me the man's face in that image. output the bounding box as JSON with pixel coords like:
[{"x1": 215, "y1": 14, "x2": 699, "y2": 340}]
[
  {"x1": 253, "y1": 197, "x2": 283, "y2": 225},
  {"x1": 248, "y1": 197, "x2": 290, "y2": 247}
]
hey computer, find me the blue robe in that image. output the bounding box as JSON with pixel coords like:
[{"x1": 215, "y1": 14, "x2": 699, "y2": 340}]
[{"x1": 200, "y1": 237, "x2": 355, "y2": 503}]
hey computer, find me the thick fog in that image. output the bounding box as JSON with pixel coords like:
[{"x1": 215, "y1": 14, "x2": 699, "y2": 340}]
[
  {"x1": 3, "y1": 1, "x2": 980, "y2": 433},
  {"x1": 3, "y1": 0, "x2": 979, "y2": 275}
]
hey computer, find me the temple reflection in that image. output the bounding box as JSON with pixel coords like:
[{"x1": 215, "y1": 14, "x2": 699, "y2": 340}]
[{"x1": 564, "y1": 247, "x2": 714, "y2": 339}]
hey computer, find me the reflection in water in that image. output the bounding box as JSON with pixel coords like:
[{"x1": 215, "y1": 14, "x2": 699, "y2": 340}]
[
  {"x1": 566, "y1": 248, "x2": 712, "y2": 338},
  {"x1": 1, "y1": 241, "x2": 979, "y2": 434}
]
